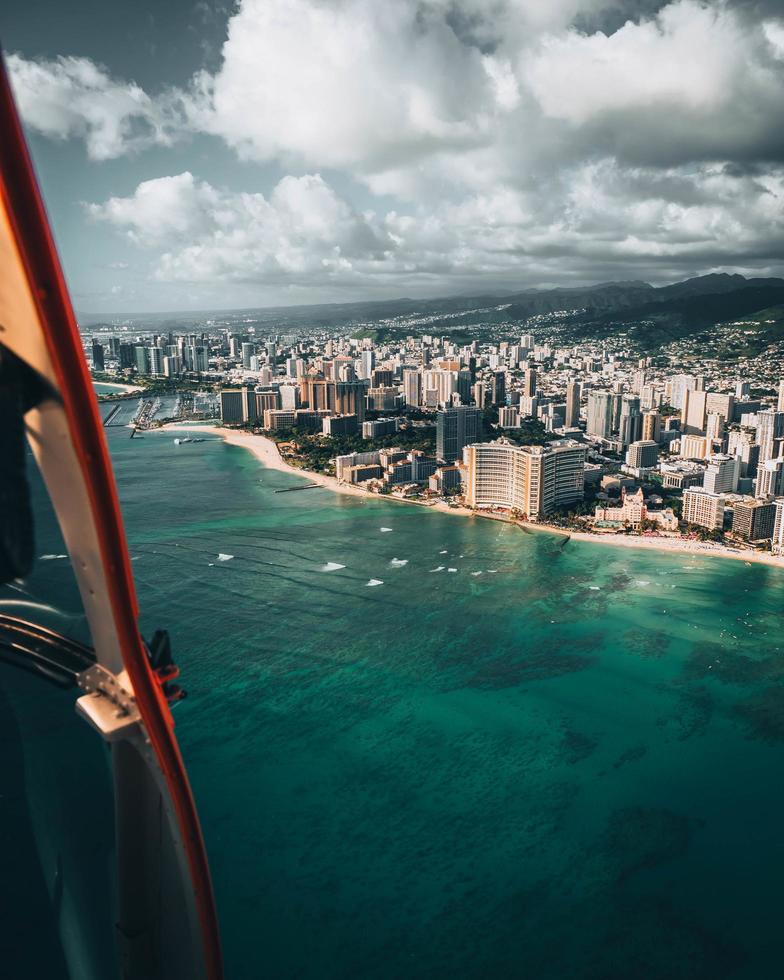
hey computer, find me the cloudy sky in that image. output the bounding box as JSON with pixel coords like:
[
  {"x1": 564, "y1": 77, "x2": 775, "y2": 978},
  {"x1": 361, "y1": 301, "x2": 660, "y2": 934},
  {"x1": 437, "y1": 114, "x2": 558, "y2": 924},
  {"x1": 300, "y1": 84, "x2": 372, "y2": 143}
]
[{"x1": 4, "y1": 0, "x2": 784, "y2": 313}]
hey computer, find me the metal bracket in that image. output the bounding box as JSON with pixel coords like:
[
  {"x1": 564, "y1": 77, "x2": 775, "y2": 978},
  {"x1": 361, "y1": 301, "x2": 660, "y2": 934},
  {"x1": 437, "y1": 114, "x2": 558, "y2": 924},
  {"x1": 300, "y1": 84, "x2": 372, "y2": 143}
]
[{"x1": 75, "y1": 663, "x2": 141, "y2": 741}]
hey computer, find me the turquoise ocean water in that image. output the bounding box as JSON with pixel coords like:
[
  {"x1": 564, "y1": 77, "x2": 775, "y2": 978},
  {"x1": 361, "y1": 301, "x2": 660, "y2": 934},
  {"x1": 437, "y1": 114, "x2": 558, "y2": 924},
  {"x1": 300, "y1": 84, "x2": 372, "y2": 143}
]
[{"x1": 5, "y1": 427, "x2": 784, "y2": 978}]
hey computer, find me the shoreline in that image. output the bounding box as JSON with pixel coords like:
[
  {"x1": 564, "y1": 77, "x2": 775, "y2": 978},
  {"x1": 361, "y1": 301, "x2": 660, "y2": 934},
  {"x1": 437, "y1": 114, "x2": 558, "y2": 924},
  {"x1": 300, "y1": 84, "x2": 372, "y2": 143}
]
[
  {"x1": 157, "y1": 422, "x2": 474, "y2": 515},
  {"x1": 156, "y1": 422, "x2": 784, "y2": 571},
  {"x1": 93, "y1": 380, "x2": 143, "y2": 394}
]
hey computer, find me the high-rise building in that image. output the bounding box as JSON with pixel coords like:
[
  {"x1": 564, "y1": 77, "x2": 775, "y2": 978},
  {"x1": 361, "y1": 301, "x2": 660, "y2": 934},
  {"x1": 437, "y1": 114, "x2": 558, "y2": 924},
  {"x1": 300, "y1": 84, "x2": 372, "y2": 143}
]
[
  {"x1": 472, "y1": 382, "x2": 485, "y2": 409},
  {"x1": 705, "y1": 412, "x2": 726, "y2": 442},
  {"x1": 681, "y1": 388, "x2": 708, "y2": 434},
  {"x1": 457, "y1": 369, "x2": 472, "y2": 404},
  {"x1": 241, "y1": 342, "x2": 254, "y2": 369},
  {"x1": 372, "y1": 368, "x2": 394, "y2": 387},
  {"x1": 735, "y1": 380, "x2": 751, "y2": 399},
  {"x1": 220, "y1": 388, "x2": 257, "y2": 424},
  {"x1": 705, "y1": 392, "x2": 734, "y2": 420},
  {"x1": 778, "y1": 379, "x2": 784, "y2": 412},
  {"x1": 463, "y1": 440, "x2": 585, "y2": 518},
  {"x1": 436, "y1": 406, "x2": 482, "y2": 463},
  {"x1": 755, "y1": 409, "x2": 784, "y2": 462},
  {"x1": 565, "y1": 381, "x2": 581, "y2": 427},
  {"x1": 134, "y1": 345, "x2": 150, "y2": 375},
  {"x1": 728, "y1": 428, "x2": 759, "y2": 477},
  {"x1": 523, "y1": 369, "x2": 537, "y2": 399},
  {"x1": 640, "y1": 384, "x2": 658, "y2": 410},
  {"x1": 403, "y1": 368, "x2": 421, "y2": 408},
  {"x1": 625, "y1": 440, "x2": 659, "y2": 470},
  {"x1": 119, "y1": 343, "x2": 135, "y2": 369},
  {"x1": 642, "y1": 410, "x2": 661, "y2": 443},
  {"x1": 423, "y1": 368, "x2": 457, "y2": 406},
  {"x1": 755, "y1": 458, "x2": 784, "y2": 498},
  {"x1": 163, "y1": 355, "x2": 182, "y2": 377},
  {"x1": 333, "y1": 381, "x2": 367, "y2": 422},
  {"x1": 148, "y1": 347, "x2": 164, "y2": 376},
  {"x1": 703, "y1": 454, "x2": 740, "y2": 494},
  {"x1": 732, "y1": 500, "x2": 776, "y2": 541},
  {"x1": 667, "y1": 374, "x2": 697, "y2": 409},
  {"x1": 366, "y1": 387, "x2": 400, "y2": 412},
  {"x1": 91, "y1": 340, "x2": 105, "y2": 372},
  {"x1": 586, "y1": 390, "x2": 615, "y2": 440},
  {"x1": 619, "y1": 395, "x2": 642, "y2": 446},
  {"x1": 492, "y1": 371, "x2": 506, "y2": 406},
  {"x1": 772, "y1": 499, "x2": 784, "y2": 554},
  {"x1": 186, "y1": 345, "x2": 209, "y2": 373},
  {"x1": 359, "y1": 349, "x2": 375, "y2": 380},
  {"x1": 683, "y1": 489, "x2": 725, "y2": 530},
  {"x1": 498, "y1": 406, "x2": 520, "y2": 428},
  {"x1": 255, "y1": 390, "x2": 280, "y2": 417},
  {"x1": 323, "y1": 414, "x2": 358, "y2": 437},
  {"x1": 679, "y1": 434, "x2": 710, "y2": 460}
]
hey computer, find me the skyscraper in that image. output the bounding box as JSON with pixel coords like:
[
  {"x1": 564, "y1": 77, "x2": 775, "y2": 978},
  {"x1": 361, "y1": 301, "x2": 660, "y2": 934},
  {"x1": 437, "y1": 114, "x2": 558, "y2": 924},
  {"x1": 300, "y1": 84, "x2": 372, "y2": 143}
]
[
  {"x1": 220, "y1": 388, "x2": 257, "y2": 424},
  {"x1": 403, "y1": 368, "x2": 421, "y2": 408},
  {"x1": 756, "y1": 409, "x2": 784, "y2": 462},
  {"x1": 681, "y1": 388, "x2": 708, "y2": 434},
  {"x1": 91, "y1": 340, "x2": 105, "y2": 372},
  {"x1": 625, "y1": 440, "x2": 659, "y2": 469},
  {"x1": 436, "y1": 406, "x2": 482, "y2": 463},
  {"x1": 586, "y1": 390, "x2": 615, "y2": 440},
  {"x1": 492, "y1": 371, "x2": 506, "y2": 406},
  {"x1": 565, "y1": 381, "x2": 581, "y2": 427},
  {"x1": 463, "y1": 440, "x2": 585, "y2": 518},
  {"x1": 524, "y1": 368, "x2": 537, "y2": 399},
  {"x1": 642, "y1": 410, "x2": 661, "y2": 443},
  {"x1": 119, "y1": 343, "x2": 135, "y2": 369},
  {"x1": 148, "y1": 346, "x2": 164, "y2": 377},
  {"x1": 683, "y1": 489, "x2": 725, "y2": 530},
  {"x1": 755, "y1": 458, "x2": 784, "y2": 498},
  {"x1": 359, "y1": 349, "x2": 375, "y2": 380},
  {"x1": 732, "y1": 500, "x2": 776, "y2": 541},
  {"x1": 703, "y1": 455, "x2": 740, "y2": 494},
  {"x1": 333, "y1": 381, "x2": 367, "y2": 422},
  {"x1": 619, "y1": 395, "x2": 642, "y2": 446},
  {"x1": 134, "y1": 345, "x2": 150, "y2": 375}
]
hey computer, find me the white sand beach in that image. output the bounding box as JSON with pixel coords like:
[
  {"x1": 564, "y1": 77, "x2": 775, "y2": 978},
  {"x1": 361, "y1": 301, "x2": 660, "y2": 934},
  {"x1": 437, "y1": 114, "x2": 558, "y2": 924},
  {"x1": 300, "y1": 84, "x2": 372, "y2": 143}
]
[
  {"x1": 158, "y1": 423, "x2": 784, "y2": 570},
  {"x1": 93, "y1": 381, "x2": 143, "y2": 393}
]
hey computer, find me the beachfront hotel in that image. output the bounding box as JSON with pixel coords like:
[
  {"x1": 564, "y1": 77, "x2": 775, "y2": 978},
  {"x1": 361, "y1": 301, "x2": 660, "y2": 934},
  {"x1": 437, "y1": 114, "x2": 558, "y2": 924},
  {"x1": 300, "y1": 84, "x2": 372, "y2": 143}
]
[{"x1": 462, "y1": 439, "x2": 585, "y2": 519}]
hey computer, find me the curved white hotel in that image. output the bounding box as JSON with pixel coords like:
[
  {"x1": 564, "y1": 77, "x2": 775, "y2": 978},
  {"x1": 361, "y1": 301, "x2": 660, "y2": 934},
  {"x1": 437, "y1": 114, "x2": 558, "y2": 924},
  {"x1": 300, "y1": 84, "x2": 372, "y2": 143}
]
[{"x1": 463, "y1": 439, "x2": 586, "y2": 519}]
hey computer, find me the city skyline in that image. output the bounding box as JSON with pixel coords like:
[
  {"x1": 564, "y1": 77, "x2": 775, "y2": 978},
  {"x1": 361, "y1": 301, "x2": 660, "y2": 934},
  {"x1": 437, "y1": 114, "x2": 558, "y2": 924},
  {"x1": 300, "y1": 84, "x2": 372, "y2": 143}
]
[{"x1": 3, "y1": 0, "x2": 784, "y2": 313}]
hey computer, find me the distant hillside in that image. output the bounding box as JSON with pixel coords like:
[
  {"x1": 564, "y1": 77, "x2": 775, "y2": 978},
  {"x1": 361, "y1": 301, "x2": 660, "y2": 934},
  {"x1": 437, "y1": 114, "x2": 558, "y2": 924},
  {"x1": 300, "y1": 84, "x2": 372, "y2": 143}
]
[
  {"x1": 79, "y1": 273, "x2": 784, "y2": 346},
  {"x1": 570, "y1": 283, "x2": 784, "y2": 349}
]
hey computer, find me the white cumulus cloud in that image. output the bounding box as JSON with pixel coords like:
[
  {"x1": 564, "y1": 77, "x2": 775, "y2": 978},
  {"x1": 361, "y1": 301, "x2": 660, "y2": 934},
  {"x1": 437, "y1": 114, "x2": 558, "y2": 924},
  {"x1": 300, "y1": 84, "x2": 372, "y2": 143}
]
[
  {"x1": 6, "y1": 53, "x2": 183, "y2": 160},
  {"x1": 10, "y1": 0, "x2": 784, "y2": 298}
]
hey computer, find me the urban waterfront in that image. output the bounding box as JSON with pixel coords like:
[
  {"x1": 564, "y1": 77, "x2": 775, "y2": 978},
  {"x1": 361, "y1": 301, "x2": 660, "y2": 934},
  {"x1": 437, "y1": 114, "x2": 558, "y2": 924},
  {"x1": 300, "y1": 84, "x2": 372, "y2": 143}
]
[{"x1": 18, "y1": 428, "x2": 784, "y2": 979}]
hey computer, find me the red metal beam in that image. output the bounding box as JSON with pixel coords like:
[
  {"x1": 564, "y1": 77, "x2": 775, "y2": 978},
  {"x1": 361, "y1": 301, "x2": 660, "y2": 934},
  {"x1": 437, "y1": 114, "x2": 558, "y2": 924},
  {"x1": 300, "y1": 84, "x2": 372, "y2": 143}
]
[{"x1": 0, "y1": 51, "x2": 223, "y2": 980}]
